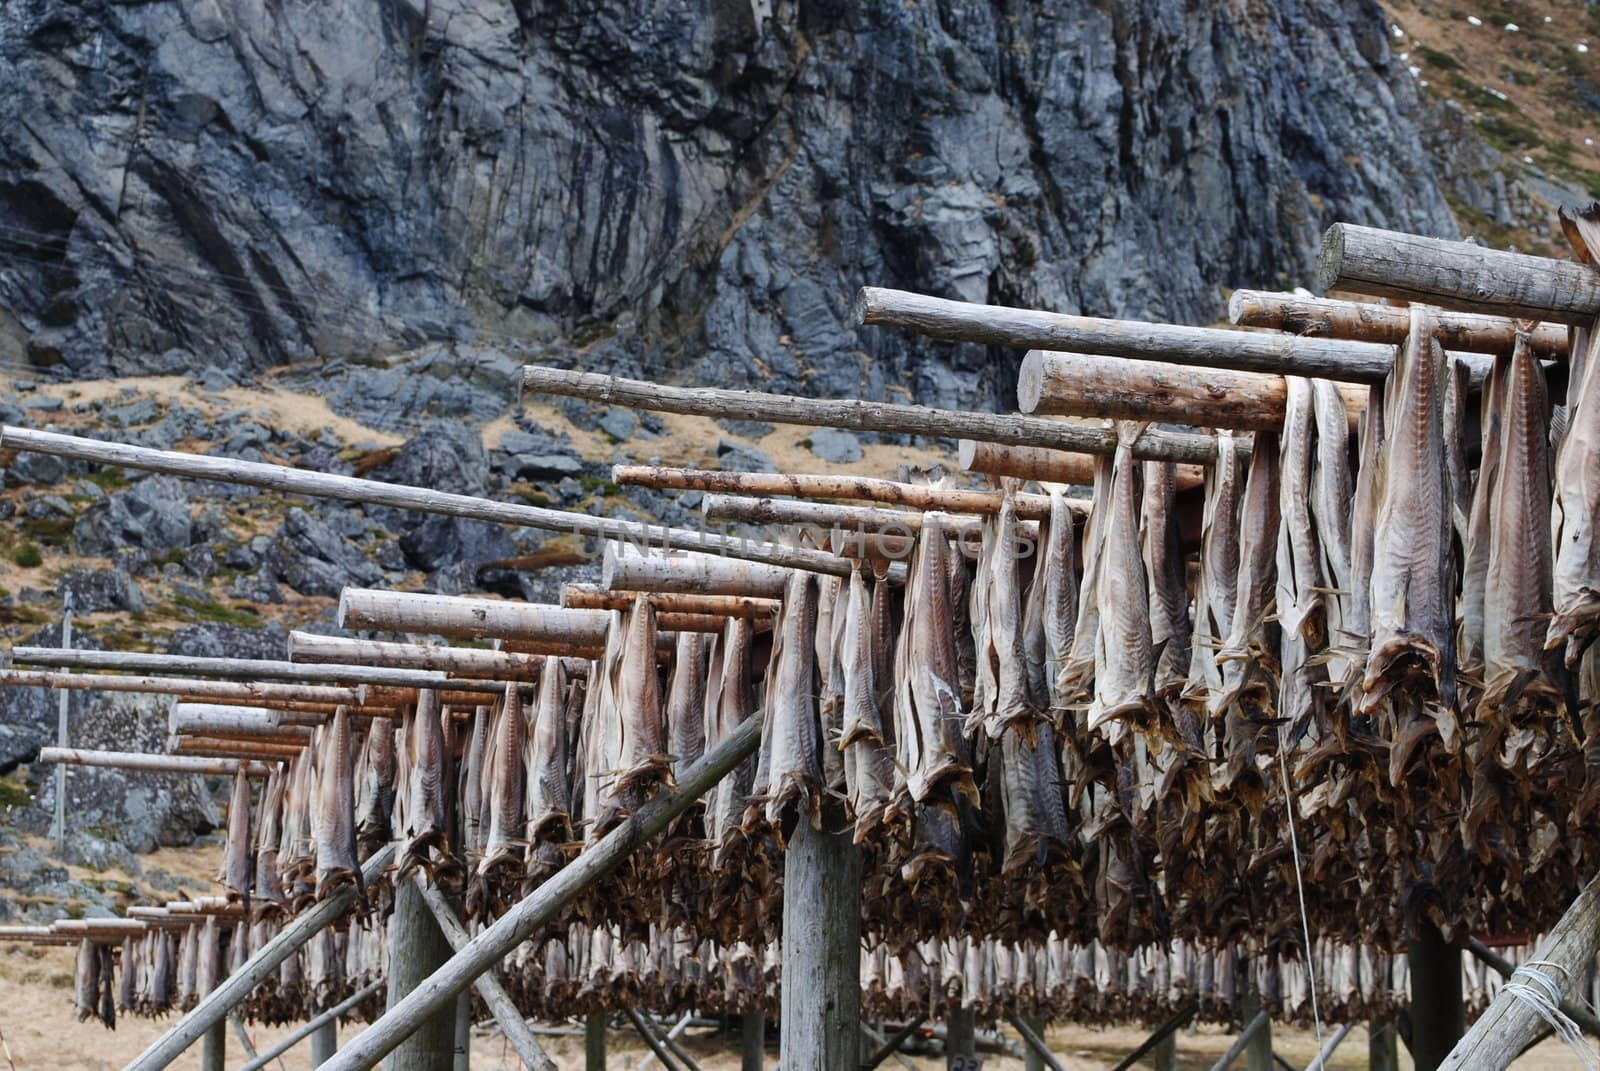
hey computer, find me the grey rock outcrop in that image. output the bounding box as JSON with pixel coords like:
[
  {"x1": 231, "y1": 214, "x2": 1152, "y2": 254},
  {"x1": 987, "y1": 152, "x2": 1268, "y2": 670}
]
[
  {"x1": 71, "y1": 475, "x2": 192, "y2": 557},
  {"x1": 0, "y1": 0, "x2": 1453, "y2": 419},
  {"x1": 56, "y1": 568, "x2": 146, "y2": 614},
  {"x1": 262, "y1": 507, "x2": 383, "y2": 598}
]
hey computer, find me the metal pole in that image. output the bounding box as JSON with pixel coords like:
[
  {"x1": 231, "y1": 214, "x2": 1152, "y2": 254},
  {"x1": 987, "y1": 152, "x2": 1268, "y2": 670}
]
[{"x1": 53, "y1": 601, "x2": 70, "y2": 851}]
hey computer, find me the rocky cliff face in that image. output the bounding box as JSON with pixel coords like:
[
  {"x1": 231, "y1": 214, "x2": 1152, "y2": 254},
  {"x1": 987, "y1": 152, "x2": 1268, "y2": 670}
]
[{"x1": 2, "y1": 0, "x2": 1454, "y2": 411}]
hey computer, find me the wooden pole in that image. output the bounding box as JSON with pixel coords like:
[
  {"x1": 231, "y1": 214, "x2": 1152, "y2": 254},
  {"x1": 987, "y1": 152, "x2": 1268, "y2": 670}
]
[
  {"x1": 201, "y1": 1018, "x2": 226, "y2": 1071},
  {"x1": 317, "y1": 711, "x2": 766, "y2": 1071},
  {"x1": 36, "y1": 746, "x2": 275, "y2": 778},
  {"x1": 625, "y1": 1009, "x2": 686, "y2": 1071},
  {"x1": 288, "y1": 632, "x2": 556, "y2": 681},
  {"x1": 522, "y1": 366, "x2": 1226, "y2": 464},
  {"x1": 7, "y1": 648, "x2": 509, "y2": 693},
  {"x1": 699, "y1": 494, "x2": 1046, "y2": 540},
  {"x1": 1463, "y1": 935, "x2": 1600, "y2": 1035},
  {"x1": 957, "y1": 439, "x2": 1204, "y2": 490},
  {"x1": 1441, "y1": 872, "x2": 1600, "y2": 1071},
  {"x1": 0, "y1": 426, "x2": 849, "y2": 578},
  {"x1": 1409, "y1": 923, "x2": 1464, "y2": 1071},
  {"x1": 1227, "y1": 288, "x2": 1569, "y2": 357},
  {"x1": 1241, "y1": 987, "x2": 1272, "y2": 1071},
  {"x1": 945, "y1": 1009, "x2": 975, "y2": 1070},
  {"x1": 562, "y1": 585, "x2": 779, "y2": 619},
  {"x1": 1003, "y1": 1014, "x2": 1067, "y2": 1071},
  {"x1": 1107, "y1": 1002, "x2": 1197, "y2": 1071},
  {"x1": 851, "y1": 286, "x2": 1396, "y2": 382},
  {"x1": 1017, "y1": 350, "x2": 1366, "y2": 430},
  {"x1": 615, "y1": 465, "x2": 1085, "y2": 520},
  {"x1": 170, "y1": 736, "x2": 304, "y2": 761},
  {"x1": 125, "y1": 843, "x2": 394, "y2": 1071},
  {"x1": 741, "y1": 1012, "x2": 765, "y2": 1071},
  {"x1": 1304, "y1": 1023, "x2": 1354, "y2": 1071},
  {"x1": 0, "y1": 667, "x2": 366, "y2": 705},
  {"x1": 388, "y1": 877, "x2": 456, "y2": 1071},
  {"x1": 586, "y1": 1014, "x2": 607, "y2": 1071},
  {"x1": 337, "y1": 589, "x2": 609, "y2": 645},
  {"x1": 454, "y1": 990, "x2": 471, "y2": 1071},
  {"x1": 238, "y1": 979, "x2": 384, "y2": 1071},
  {"x1": 861, "y1": 1016, "x2": 925, "y2": 1071},
  {"x1": 169, "y1": 704, "x2": 315, "y2": 741},
  {"x1": 412, "y1": 873, "x2": 558, "y2": 1071},
  {"x1": 1206, "y1": 1011, "x2": 1270, "y2": 1071},
  {"x1": 1368, "y1": 1021, "x2": 1399, "y2": 1071},
  {"x1": 52, "y1": 602, "x2": 70, "y2": 851},
  {"x1": 1318, "y1": 221, "x2": 1600, "y2": 324},
  {"x1": 603, "y1": 543, "x2": 791, "y2": 597},
  {"x1": 780, "y1": 816, "x2": 860, "y2": 1071}
]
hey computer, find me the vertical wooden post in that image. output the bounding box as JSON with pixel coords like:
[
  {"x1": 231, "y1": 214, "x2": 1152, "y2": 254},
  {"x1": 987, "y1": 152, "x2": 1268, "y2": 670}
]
[
  {"x1": 388, "y1": 876, "x2": 457, "y2": 1071},
  {"x1": 311, "y1": 1019, "x2": 337, "y2": 1066},
  {"x1": 945, "y1": 1008, "x2": 975, "y2": 1069},
  {"x1": 1241, "y1": 986, "x2": 1271, "y2": 1071},
  {"x1": 453, "y1": 989, "x2": 471, "y2": 1071},
  {"x1": 1408, "y1": 923, "x2": 1464, "y2": 1071},
  {"x1": 1023, "y1": 1016, "x2": 1046, "y2": 1071},
  {"x1": 585, "y1": 1013, "x2": 607, "y2": 1071},
  {"x1": 780, "y1": 816, "x2": 861, "y2": 1071},
  {"x1": 1368, "y1": 1021, "x2": 1399, "y2": 1071},
  {"x1": 200, "y1": 1018, "x2": 225, "y2": 1071},
  {"x1": 1151, "y1": 1030, "x2": 1177, "y2": 1071},
  {"x1": 53, "y1": 602, "x2": 71, "y2": 851},
  {"x1": 741, "y1": 1012, "x2": 764, "y2": 1071}
]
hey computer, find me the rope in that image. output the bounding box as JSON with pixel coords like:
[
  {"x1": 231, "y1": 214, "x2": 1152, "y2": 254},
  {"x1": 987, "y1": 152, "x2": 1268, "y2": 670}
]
[
  {"x1": 1503, "y1": 961, "x2": 1600, "y2": 1070},
  {"x1": 1277, "y1": 747, "x2": 1326, "y2": 1063}
]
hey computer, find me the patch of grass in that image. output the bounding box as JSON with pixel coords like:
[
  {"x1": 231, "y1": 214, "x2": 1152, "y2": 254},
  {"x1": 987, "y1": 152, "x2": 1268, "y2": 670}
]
[
  {"x1": 8, "y1": 542, "x2": 42, "y2": 568},
  {"x1": 0, "y1": 773, "x2": 31, "y2": 808},
  {"x1": 1476, "y1": 114, "x2": 1543, "y2": 153},
  {"x1": 170, "y1": 592, "x2": 260, "y2": 627},
  {"x1": 1416, "y1": 45, "x2": 1462, "y2": 71},
  {"x1": 152, "y1": 547, "x2": 188, "y2": 568},
  {"x1": 19, "y1": 515, "x2": 74, "y2": 547},
  {"x1": 578, "y1": 474, "x2": 619, "y2": 495},
  {"x1": 82, "y1": 466, "x2": 130, "y2": 491},
  {"x1": 1448, "y1": 72, "x2": 1516, "y2": 113}
]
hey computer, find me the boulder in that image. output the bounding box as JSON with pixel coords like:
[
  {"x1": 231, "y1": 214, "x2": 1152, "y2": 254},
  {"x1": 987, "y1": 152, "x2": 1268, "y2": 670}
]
[
  {"x1": 807, "y1": 428, "x2": 863, "y2": 464},
  {"x1": 71, "y1": 475, "x2": 192, "y2": 557},
  {"x1": 55, "y1": 568, "x2": 146, "y2": 614},
  {"x1": 716, "y1": 439, "x2": 777, "y2": 474},
  {"x1": 374, "y1": 421, "x2": 490, "y2": 498},
  {"x1": 400, "y1": 514, "x2": 517, "y2": 574},
  {"x1": 262, "y1": 507, "x2": 382, "y2": 597}
]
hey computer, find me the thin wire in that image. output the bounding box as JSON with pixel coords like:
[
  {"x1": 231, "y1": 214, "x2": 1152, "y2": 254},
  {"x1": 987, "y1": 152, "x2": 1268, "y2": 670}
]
[{"x1": 1277, "y1": 746, "x2": 1326, "y2": 1062}]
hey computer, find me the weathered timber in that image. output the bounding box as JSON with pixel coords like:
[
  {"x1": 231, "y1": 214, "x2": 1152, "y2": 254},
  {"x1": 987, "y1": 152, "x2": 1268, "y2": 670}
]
[
  {"x1": 1409, "y1": 923, "x2": 1464, "y2": 1071},
  {"x1": 125, "y1": 842, "x2": 395, "y2": 1071},
  {"x1": 861, "y1": 1016, "x2": 926, "y2": 1071},
  {"x1": 170, "y1": 736, "x2": 304, "y2": 761},
  {"x1": 337, "y1": 589, "x2": 609, "y2": 645},
  {"x1": 851, "y1": 286, "x2": 1396, "y2": 381},
  {"x1": 626, "y1": 1009, "x2": 687, "y2": 1071},
  {"x1": 603, "y1": 542, "x2": 792, "y2": 597},
  {"x1": 523, "y1": 366, "x2": 1225, "y2": 464},
  {"x1": 181, "y1": 700, "x2": 396, "y2": 720},
  {"x1": 742, "y1": 1012, "x2": 766, "y2": 1071},
  {"x1": 317, "y1": 710, "x2": 767, "y2": 1071},
  {"x1": 586, "y1": 1015, "x2": 607, "y2": 1071},
  {"x1": 288, "y1": 632, "x2": 551, "y2": 681},
  {"x1": 1319, "y1": 222, "x2": 1600, "y2": 324},
  {"x1": 169, "y1": 703, "x2": 315, "y2": 741},
  {"x1": 1207, "y1": 1011, "x2": 1271, "y2": 1071},
  {"x1": 0, "y1": 426, "x2": 848, "y2": 578},
  {"x1": 36, "y1": 747, "x2": 274, "y2": 778},
  {"x1": 1004, "y1": 1014, "x2": 1068, "y2": 1071},
  {"x1": 699, "y1": 494, "x2": 1044, "y2": 544},
  {"x1": 1227, "y1": 289, "x2": 1569, "y2": 357},
  {"x1": 238, "y1": 978, "x2": 385, "y2": 1071},
  {"x1": 946, "y1": 1009, "x2": 975, "y2": 1070},
  {"x1": 201, "y1": 1019, "x2": 226, "y2": 1071},
  {"x1": 412, "y1": 873, "x2": 558, "y2": 1071},
  {"x1": 7, "y1": 648, "x2": 508, "y2": 693},
  {"x1": 616, "y1": 465, "x2": 1086, "y2": 519},
  {"x1": 1108, "y1": 1002, "x2": 1198, "y2": 1071},
  {"x1": 1018, "y1": 350, "x2": 1366, "y2": 430},
  {"x1": 312, "y1": 1019, "x2": 338, "y2": 1068},
  {"x1": 562, "y1": 585, "x2": 780, "y2": 618},
  {"x1": 781, "y1": 817, "x2": 861, "y2": 1071},
  {"x1": 389, "y1": 874, "x2": 456, "y2": 1071},
  {"x1": 958, "y1": 439, "x2": 1205, "y2": 490},
  {"x1": 0, "y1": 668, "x2": 365, "y2": 706},
  {"x1": 1463, "y1": 935, "x2": 1600, "y2": 1036},
  {"x1": 1304, "y1": 1024, "x2": 1355, "y2": 1071},
  {"x1": 1443, "y1": 873, "x2": 1600, "y2": 1071}
]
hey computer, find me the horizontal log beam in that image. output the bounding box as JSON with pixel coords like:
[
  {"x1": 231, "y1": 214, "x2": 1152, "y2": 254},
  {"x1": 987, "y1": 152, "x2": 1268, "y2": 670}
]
[
  {"x1": 1018, "y1": 350, "x2": 1365, "y2": 431},
  {"x1": 614, "y1": 465, "x2": 1087, "y2": 519},
  {"x1": 1227, "y1": 288, "x2": 1569, "y2": 357},
  {"x1": 170, "y1": 736, "x2": 303, "y2": 761},
  {"x1": 957, "y1": 439, "x2": 1205, "y2": 490},
  {"x1": 0, "y1": 668, "x2": 365, "y2": 706},
  {"x1": 169, "y1": 704, "x2": 316, "y2": 741},
  {"x1": 561, "y1": 585, "x2": 780, "y2": 618},
  {"x1": 1319, "y1": 221, "x2": 1600, "y2": 325},
  {"x1": 852, "y1": 286, "x2": 1397, "y2": 382},
  {"x1": 0, "y1": 426, "x2": 850, "y2": 579},
  {"x1": 700, "y1": 494, "x2": 1042, "y2": 547},
  {"x1": 179, "y1": 699, "x2": 398, "y2": 720},
  {"x1": 35, "y1": 746, "x2": 274, "y2": 778},
  {"x1": 7, "y1": 648, "x2": 508, "y2": 693},
  {"x1": 522, "y1": 366, "x2": 1224, "y2": 464},
  {"x1": 603, "y1": 542, "x2": 793, "y2": 597},
  {"x1": 337, "y1": 589, "x2": 609, "y2": 645},
  {"x1": 356, "y1": 685, "x2": 539, "y2": 708},
  {"x1": 288, "y1": 633, "x2": 551, "y2": 681}
]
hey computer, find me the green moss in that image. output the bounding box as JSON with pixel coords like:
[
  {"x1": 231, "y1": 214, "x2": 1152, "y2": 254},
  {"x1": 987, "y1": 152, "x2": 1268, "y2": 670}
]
[
  {"x1": 1448, "y1": 73, "x2": 1516, "y2": 113},
  {"x1": 170, "y1": 592, "x2": 261, "y2": 627},
  {"x1": 1476, "y1": 114, "x2": 1543, "y2": 153},
  {"x1": 82, "y1": 467, "x2": 131, "y2": 491},
  {"x1": 0, "y1": 773, "x2": 31, "y2": 808},
  {"x1": 1416, "y1": 45, "x2": 1462, "y2": 71},
  {"x1": 19, "y1": 515, "x2": 73, "y2": 547},
  {"x1": 8, "y1": 542, "x2": 42, "y2": 568},
  {"x1": 578, "y1": 474, "x2": 619, "y2": 495}
]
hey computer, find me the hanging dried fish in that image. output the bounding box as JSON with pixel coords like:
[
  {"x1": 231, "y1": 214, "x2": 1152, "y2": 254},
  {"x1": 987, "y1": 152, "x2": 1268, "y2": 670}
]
[
  {"x1": 277, "y1": 745, "x2": 315, "y2": 901},
  {"x1": 841, "y1": 569, "x2": 895, "y2": 840},
  {"x1": 665, "y1": 632, "x2": 708, "y2": 779},
  {"x1": 760, "y1": 570, "x2": 822, "y2": 831},
  {"x1": 1276, "y1": 379, "x2": 1328, "y2": 749},
  {"x1": 1184, "y1": 430, "x2": 1242, "y2": 713},
  {"x1": 459, "y1": 704, "x2": 492, "y2": 861},
  {"x1": 1089, "y1": 422, "x2": 1156, "y2": 736},
  {"x1": 399, "y1": 689, "x2": 453, "y2": 880},
  {"x1": 1023, "y1": 487, "x2": 1078, "y2": 713},
  {"x1": 75, "y1": 938, "x2": 98, "y2": 1023},
  {"x1": 1360, "y1": 305, "x2": 1460, "y2": 781},
  {"x1": 1060, "y1": 457, "x2": 1114, "y2": 705},
  {"x1": 613, "y1": 596, "x2": 671, "y2": 795},
  {"x1": 818, "y1": 574, "x2": 849, "y2": 796},
  {"x1": 1310, "y1": 381, "x2": 1354, "y2": 684},
  {"x1": 195, "y1": 916, "x2": 220, "y2": 999},
  {"x1": 220, "y1": 768, "x2": 253, "y2": 907},
  {"x1": 527, "y1": 656, "x2": 573, "y2": 846},
  {"x1": 355, "y1": 715, "x2": 396, "y2": 855},
  {"x1": 315, "y1": 707, "x2": 361, "y2": 900},
  {"x1": 1142, "y1": 460, "x2": 1191, "y2": 703},
  {"x1": 971, "y1": 483, "x2": 1041, "y2": 739},
  {"x1": 1461, "y1": 346, "x2": 1510, "y2": 688},
  {"x1": 894, "y1": 513, "x2": 976, "y2": 806},
  {"x1": 998, "y1": 720, "x2": 1071, "y2": 873},
  {"x1": 708, "y1": 617, "x2": 757, "y2": 864},
  {"x1": 1550, "y1": 320, "x2": 1600, "y2": 663},
  {"x1": 481, "y1": 683, "x2": 528, "y2": 880}
]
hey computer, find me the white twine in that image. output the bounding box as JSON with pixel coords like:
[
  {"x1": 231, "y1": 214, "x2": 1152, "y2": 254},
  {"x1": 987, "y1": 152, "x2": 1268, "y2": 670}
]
[
  {"x1": 1503, "y1": 960, "x2": 1600, "y2": 1071},
  {"x1": 1277, "y1": 748, "x2": 1326, "y2": 1061}
]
